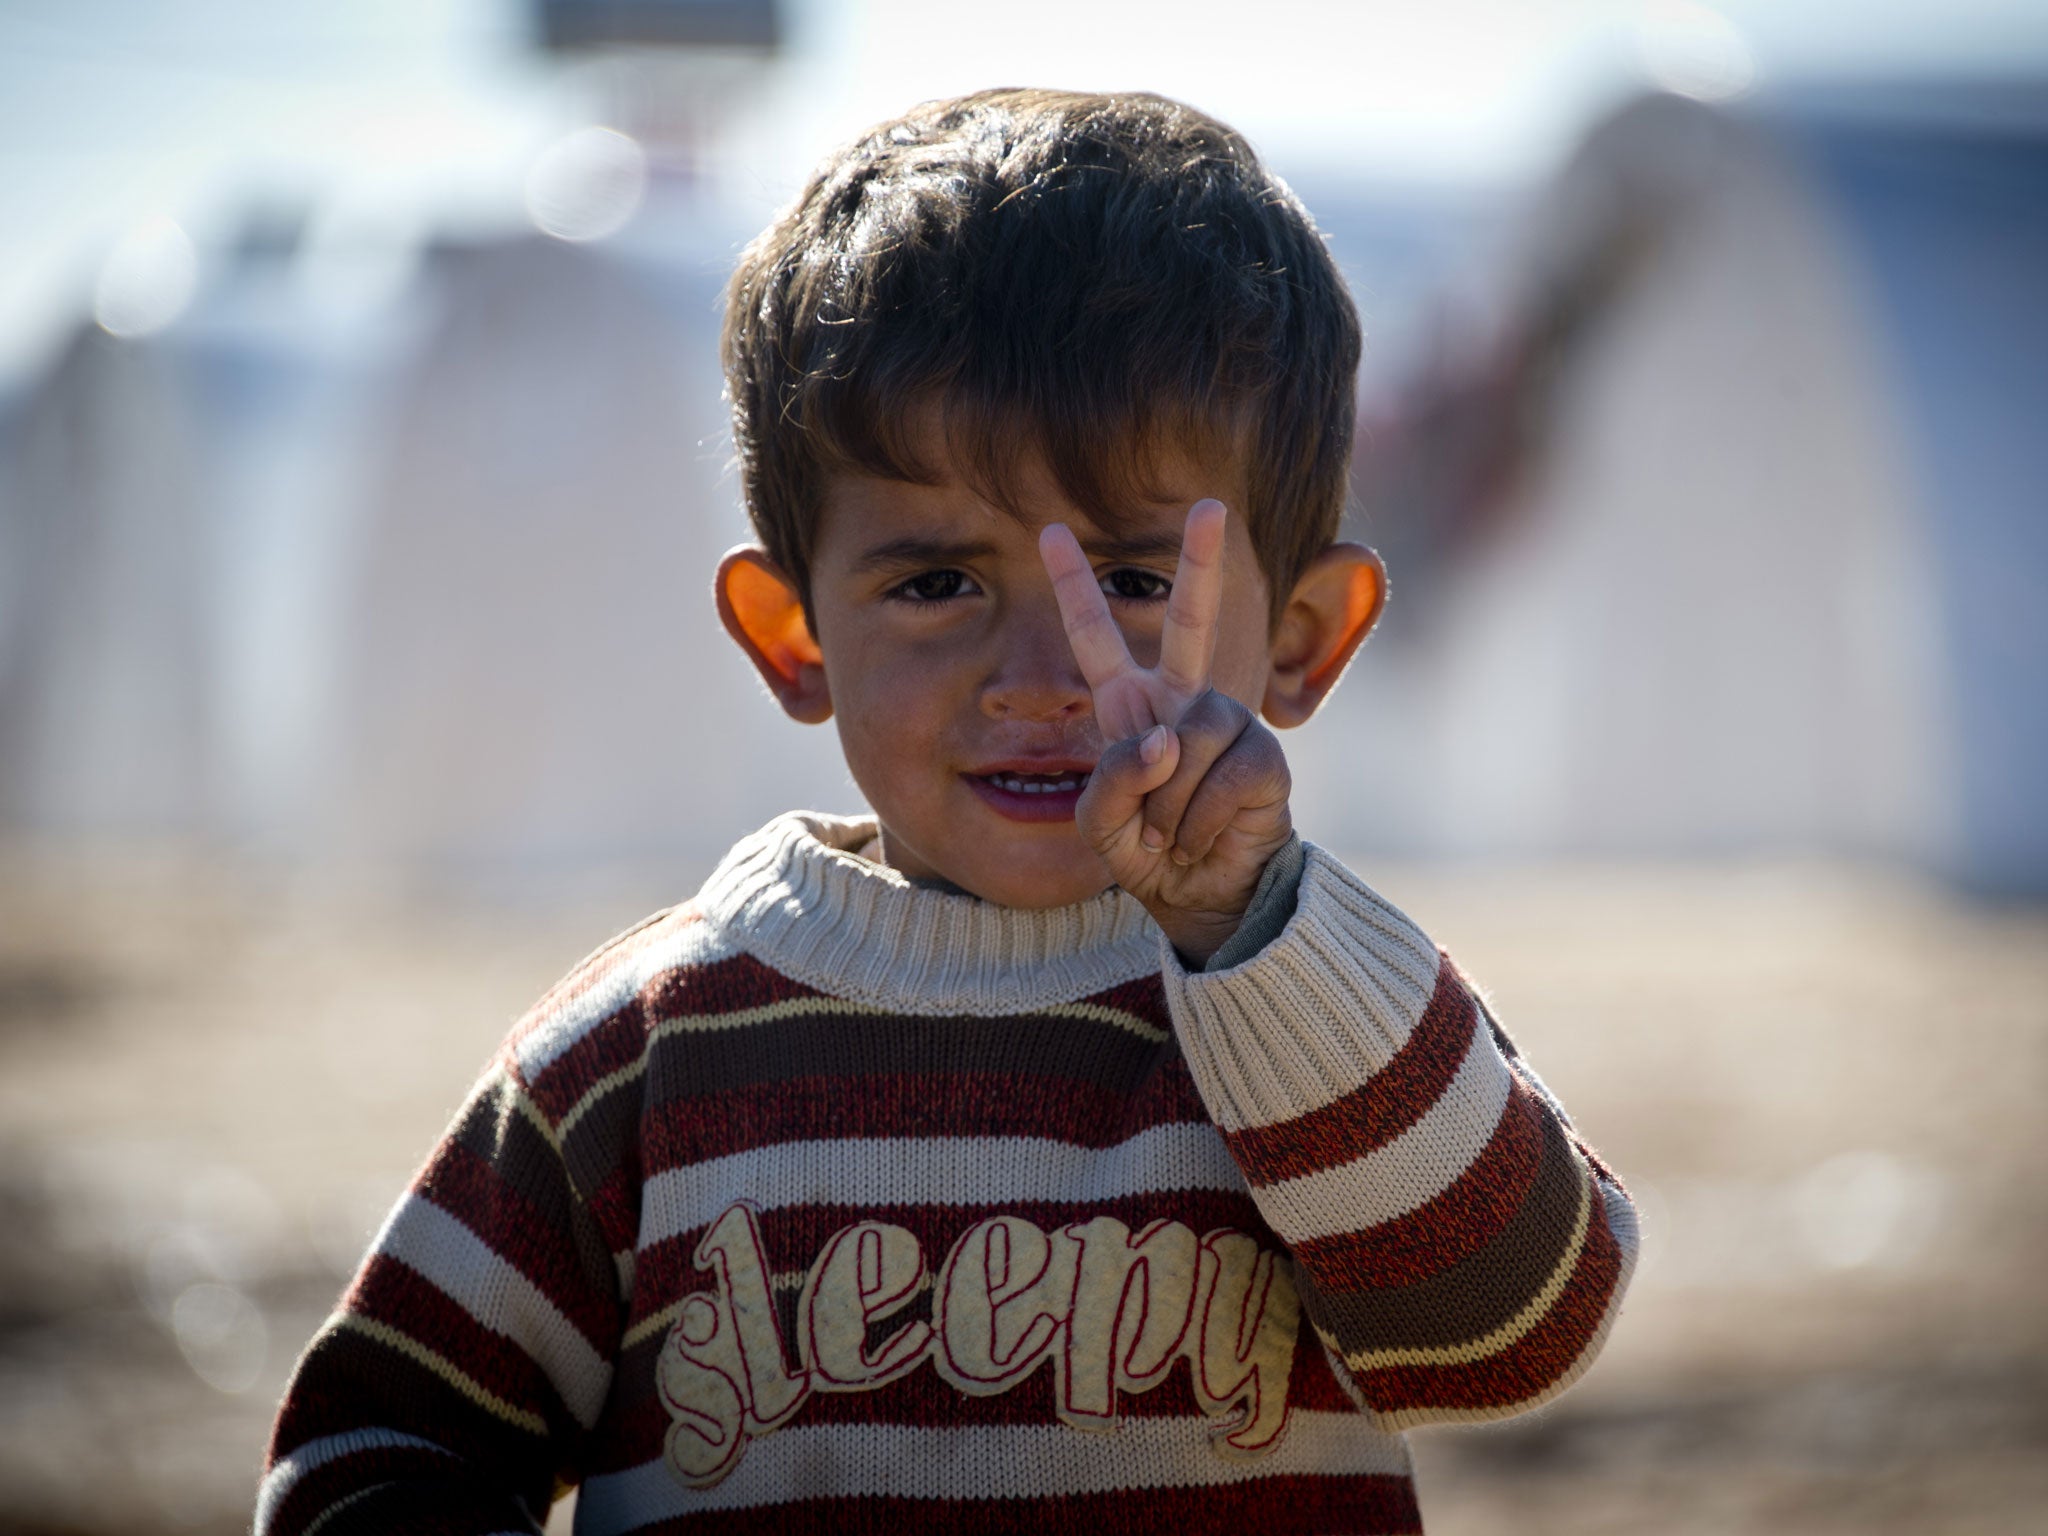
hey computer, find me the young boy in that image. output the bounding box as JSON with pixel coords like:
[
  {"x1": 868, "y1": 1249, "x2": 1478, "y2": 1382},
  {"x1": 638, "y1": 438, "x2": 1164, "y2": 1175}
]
[{"x1": 260, "y1": 89, "x2": 1636, "y2": 1534}]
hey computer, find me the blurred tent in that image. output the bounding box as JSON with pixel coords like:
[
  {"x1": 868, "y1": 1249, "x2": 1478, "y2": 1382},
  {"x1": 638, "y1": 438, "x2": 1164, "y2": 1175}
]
[
  {"x1": 0, "y1": 195, "x2": 848, "y2": 889},
  {"x1": 323, "y1": 231, "x2": 836, "y2": 878},
  {"x1": 1338, "y1": 85, "x2": 2048, "y2": 892},
  {"x1": 0, "y1": 328, "x2": 213, "y2": 836}
]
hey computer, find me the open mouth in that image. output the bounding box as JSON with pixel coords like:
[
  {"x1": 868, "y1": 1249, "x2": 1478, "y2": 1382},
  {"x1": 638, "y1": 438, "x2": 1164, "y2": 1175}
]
[{"x1": 966, "y1": 768, "x2": 1093, "y2": 822}]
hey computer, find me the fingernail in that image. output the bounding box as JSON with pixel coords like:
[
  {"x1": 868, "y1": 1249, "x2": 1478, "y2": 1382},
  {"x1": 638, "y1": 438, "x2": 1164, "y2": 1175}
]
[
  {"x1": 1139, "y1": 724, "x2": 1169, "y2": 765},
  {"x1": 1140, "y1": 827, "x2": 1166, "y2": 852},
  {"x1": 1171, "y1": 847, "x2": 1193, "y2": 866}
]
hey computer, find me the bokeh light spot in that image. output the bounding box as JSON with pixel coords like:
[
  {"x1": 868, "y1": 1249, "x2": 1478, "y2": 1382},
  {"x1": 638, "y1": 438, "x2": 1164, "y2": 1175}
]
[
  {"x1": 93, "y1": 215, "x2": 198, "y2": 338},
  {"x1": 1636, "y1": 1, "x2": 1758, "y2": 102},
  {"x1": 525, "y1": 126, "x2": 648, "y2": 243},
  {"x1": 169, "y1": 1281, "x2": 268, "y2": 1395}
]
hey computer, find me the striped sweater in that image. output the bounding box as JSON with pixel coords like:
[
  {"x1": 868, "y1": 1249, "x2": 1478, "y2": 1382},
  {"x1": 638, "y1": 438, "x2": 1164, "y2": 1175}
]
[{"x1": 261, "y1": 811, "x2": 1637, "y2": 1534}]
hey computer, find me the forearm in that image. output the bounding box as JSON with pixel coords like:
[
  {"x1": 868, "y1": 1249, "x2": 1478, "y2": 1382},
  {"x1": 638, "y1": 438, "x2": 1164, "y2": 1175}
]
[{"x1": 1163, "y1": 845, "x2": 1638, "y2": 1428}]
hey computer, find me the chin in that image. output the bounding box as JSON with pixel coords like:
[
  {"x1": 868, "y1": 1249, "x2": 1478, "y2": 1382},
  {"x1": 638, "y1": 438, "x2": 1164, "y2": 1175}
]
[{"x1": 953, "y1": 854, "x2": 1114, "y2": 910}]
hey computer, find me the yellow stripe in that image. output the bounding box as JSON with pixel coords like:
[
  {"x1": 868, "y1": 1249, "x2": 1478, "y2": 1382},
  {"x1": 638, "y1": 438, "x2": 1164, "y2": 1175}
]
[
  {"x1": 338, "y1": 1313, "x2": 551, "y2": 1438},
  {"x1": 620, "y1": 1298, "x2": 684, "y2": 1352},
  {"x1": 554, "y1": 994, "x2": 1168, "y2": 1138},
  {"x1": 1043, "y1": 1000, "x2": 1170, "y2": 1044},
  {"x1": 511, "y1": 1083, "x2": 567, "y2": 1157},
  {"x1": 1334, "y1": 1151, "x2": 1596, "y2": 1373}
]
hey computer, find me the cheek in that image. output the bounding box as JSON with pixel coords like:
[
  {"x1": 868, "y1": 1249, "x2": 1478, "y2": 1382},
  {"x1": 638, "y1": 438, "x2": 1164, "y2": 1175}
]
[
  {"x1": 824, "y1": 633, "x2": 965, "y2": 759},
  {"x1": 1207, "y1": 602, "x2": 1275, "y2": 711}
]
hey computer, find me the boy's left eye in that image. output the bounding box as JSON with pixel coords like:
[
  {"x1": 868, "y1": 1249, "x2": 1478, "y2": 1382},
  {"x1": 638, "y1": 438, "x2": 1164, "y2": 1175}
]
[{"x1": 1100, "y1": 567, "x2": 1171, "y2": 601}]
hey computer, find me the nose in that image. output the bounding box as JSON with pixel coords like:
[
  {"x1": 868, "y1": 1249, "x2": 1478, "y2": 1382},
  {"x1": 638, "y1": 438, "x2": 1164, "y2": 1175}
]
[{"x1": 980, "y1": 595, "x2": 1093, "y2": 722}]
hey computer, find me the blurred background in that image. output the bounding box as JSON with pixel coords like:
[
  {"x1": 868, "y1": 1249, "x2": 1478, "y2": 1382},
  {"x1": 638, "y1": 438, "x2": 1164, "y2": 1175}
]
[{"x1": 2, "y1": 1, "x2": 2045, "y2": 1530}]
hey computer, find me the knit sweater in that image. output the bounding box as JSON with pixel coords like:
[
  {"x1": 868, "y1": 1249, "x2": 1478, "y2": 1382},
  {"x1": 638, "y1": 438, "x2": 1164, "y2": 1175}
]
[{"x1": 260, "y1": 812, "x2": 1638, "y2": 1535}]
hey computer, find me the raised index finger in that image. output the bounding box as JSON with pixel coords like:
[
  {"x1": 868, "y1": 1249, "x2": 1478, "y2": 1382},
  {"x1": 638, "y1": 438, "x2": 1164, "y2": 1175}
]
[
  {"x1": 1157, "y1": 499, "x2": 1227, "y2": 694},
  {"x1": 1039, "y1": 521, "x2": 1138, "y2": 691}
]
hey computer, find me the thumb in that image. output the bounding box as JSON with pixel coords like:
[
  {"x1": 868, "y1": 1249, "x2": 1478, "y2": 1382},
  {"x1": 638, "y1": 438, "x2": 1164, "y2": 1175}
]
[{"x1": 1077, "y1": 726, "x2": 1179, "y2": 855}]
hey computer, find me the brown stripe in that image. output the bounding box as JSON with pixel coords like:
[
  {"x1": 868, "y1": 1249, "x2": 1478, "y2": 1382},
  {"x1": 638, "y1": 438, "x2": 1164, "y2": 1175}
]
[
  {"x1": 638, "y1": 999, "x2": 1177, "y2": 1109},
  {"x1": 1223, "y1": 959, "x2": 1473, "y2": 1185},
  {"x1": 1357, "y1": 1190, "x2": 1625, "y2": 1414},
  {"x1": 623, "y1": 1477, "x2": 1422, "y2": 1536},
  {"x1": 288, "y1": 1477, "x2": 552, "y2": 1536},
  {"x1": 262, "y1": 1442, "x2": 475, "y2": 1535},
  {"x1": 1297, "y1": 1102, "x2": 1583, "y2": 1351},
  {"x1": 557, "y1": 1073, "x2": 645, "y2": 1212},
  {"x1": 1286, "y1": 1078, "x2": 1547, "y2": 1291}
]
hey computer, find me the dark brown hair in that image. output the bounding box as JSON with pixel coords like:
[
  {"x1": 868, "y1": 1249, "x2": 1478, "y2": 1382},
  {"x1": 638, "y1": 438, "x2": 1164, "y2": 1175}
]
[{"x1": 721, "y1": 88, "x2": 1361, "y2": 619}]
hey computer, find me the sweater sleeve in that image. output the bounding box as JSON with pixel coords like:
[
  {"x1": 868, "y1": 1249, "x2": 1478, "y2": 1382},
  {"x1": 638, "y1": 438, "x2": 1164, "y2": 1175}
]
[
  {"x1": 1160, "y1": 844, "x2": 1640, "y2": 1431},
  {"x1": 257, "y1": 1055, "x2": 627, "y2": 1534}
]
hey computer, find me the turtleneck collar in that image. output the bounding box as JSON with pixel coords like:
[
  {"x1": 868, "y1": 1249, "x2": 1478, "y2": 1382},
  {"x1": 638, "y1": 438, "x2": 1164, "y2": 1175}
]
[{"x1": 691, "y1": 812, "x2": 1165, "y2": 1015}]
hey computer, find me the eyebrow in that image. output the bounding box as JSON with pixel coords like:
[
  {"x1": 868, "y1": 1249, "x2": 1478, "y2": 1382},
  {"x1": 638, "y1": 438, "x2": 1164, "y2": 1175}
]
[
  {"x1": 849, "y1": 536, "x2": 1001, "y2": 573},
  {"x1": 848, "y1": 527, "x2": 1188, "y2": 573}
]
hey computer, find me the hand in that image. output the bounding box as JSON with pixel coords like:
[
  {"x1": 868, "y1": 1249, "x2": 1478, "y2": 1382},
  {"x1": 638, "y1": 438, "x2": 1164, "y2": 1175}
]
[{"x1": 1039, "y1": 500, "x2": 1293, "y2": 964}]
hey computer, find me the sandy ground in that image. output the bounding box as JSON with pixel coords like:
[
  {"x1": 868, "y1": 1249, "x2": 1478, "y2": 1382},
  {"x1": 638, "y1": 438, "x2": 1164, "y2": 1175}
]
[{"x1": 0, "y1": 844, "x2": 2043, "y2": 1534}]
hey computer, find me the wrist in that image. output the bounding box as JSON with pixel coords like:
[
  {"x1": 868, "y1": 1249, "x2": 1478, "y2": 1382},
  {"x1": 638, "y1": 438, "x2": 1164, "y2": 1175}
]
[{"x1": 1151, "y1": 905, "x2": 1248, "y2": 968}]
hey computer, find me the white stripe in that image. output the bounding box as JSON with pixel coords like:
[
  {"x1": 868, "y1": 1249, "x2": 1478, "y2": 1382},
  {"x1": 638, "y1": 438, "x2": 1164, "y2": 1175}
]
[
  {"x1": 255, "y1": 1429, "x2": 453, "y2": 1534},
  {"x1": 380, "y1": 1194, "x2": 613, "y2": 1428},
  {"x1": 1248, "y1": 1017, "x2": 1514, "y2": 1244},
  {"x1": 576, "y1": 1409, "x2": 1410, "y2": 1525},
  {"x1": 642, "y1": 1122, "x2": 1246, "y2": 1245},
  {"x1": 515, "y1": 918, "x2": 734, "y2": 1080}
]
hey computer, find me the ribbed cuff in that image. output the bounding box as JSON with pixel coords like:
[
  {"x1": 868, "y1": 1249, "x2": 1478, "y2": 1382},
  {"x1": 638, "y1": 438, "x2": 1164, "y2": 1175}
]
[{"x1": 1161, "y1": 845, "x2": 1442, "y2": 1133}]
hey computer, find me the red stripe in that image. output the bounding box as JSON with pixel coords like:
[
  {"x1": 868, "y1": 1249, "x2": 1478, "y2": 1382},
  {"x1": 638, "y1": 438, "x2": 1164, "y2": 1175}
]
[
  {"x1": 1353, "y1": 1191, "x2": 1625, "y2": 1415},
  {"x1": 643, "y1": 950, "x2": 832, "y2": 1019},
  {"x1": 1223, "y1": 959, "x2": 1474, "y2": 1185},
  {"x1": 1288, "y1": 1076, "x2": 1546, "y2": 1291},
  {"x1": 621, "y1": 1476, "x2": 1422, "y2": 1535},
  {"x1": 646, "y1": 1068, "x2": 1210, "y2": 1163},
  {"x1": 346, "y1": 1255, "x2": 580, "y2": 1427},
  {"x1": 414, "y1": 1141, "x2": 618, "y2": 1347},
  {"x1": 586, "y1": 1156, "x2": 643, "y2": 1259},
  {"x1": 524, "y1": 1005, "x2": 648, "y2": 1123}
]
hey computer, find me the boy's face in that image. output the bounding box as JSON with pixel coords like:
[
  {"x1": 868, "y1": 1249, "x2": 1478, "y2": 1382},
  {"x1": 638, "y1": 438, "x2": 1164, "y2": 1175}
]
[{"x1": 803, "y1": 442, "x2": 1280, "y2": 909}]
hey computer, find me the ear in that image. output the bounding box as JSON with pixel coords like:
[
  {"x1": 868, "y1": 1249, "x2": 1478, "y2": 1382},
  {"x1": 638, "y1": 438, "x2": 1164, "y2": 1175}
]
[
  {"x1": 1261, "y1": 542, "x2": 1386, "y2": 729},
  {"x1": 715, "y1": 546, "x2": 833, "y2": 724}
]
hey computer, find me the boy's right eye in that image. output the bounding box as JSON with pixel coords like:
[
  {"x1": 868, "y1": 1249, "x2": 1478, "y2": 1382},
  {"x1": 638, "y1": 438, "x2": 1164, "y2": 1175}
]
[{"x1": 889, "y1": 569, "x2": 975, "y2": 603}]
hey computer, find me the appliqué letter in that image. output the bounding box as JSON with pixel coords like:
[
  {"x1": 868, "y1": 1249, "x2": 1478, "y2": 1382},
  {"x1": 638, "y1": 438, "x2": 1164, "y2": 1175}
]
[{"x1": 660, "y1": 1202, "x2": 1301, "y2": 1489}]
